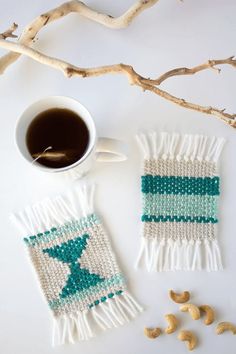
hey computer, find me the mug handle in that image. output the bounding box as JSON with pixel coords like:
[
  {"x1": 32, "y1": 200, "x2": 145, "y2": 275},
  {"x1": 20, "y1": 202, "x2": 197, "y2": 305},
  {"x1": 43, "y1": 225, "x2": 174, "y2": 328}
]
[{"x1": 96, "y1": 137, "x2": 127, "y2": 162}]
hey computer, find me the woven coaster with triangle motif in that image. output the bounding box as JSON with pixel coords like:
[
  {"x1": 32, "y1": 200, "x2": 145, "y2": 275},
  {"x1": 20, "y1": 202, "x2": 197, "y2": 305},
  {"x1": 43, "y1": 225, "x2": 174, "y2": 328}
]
[{"x1": 11, "y1": 185, "x2": 142, "y2": 346}]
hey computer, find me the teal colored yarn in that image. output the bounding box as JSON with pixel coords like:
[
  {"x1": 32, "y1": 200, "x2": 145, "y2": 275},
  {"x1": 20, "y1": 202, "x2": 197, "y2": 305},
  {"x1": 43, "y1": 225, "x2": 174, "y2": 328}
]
[
  {"x1": 142, "y1": 194, "x2": 218, "y2": 219},
  {"x1": 141, "y1": 175, "x2": 220, "y2": 224},
  {"x1": 141, "y1": 215, "x2": 218, "y2": 223},
  {"x1": 24, "y1": 213, "x2": 100, "y2": 246},
  {"x1": 88, "y1": 290, "x2": 123, "y2": 309},
  {"x1": 43, "y1": 234, "x2": 105, "y2": 299},
  {"x1": 48, "y1": 273, "x2": 125, "y2": 310},
  {"x1": 141, "y1": 175, "x2": 220, "y2": 196}
]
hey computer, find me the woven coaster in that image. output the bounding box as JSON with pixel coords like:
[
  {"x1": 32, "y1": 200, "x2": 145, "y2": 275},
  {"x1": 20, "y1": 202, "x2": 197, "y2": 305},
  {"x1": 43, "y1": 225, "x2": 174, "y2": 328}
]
[
  {"x1": 135, "y1": 132, "x2": 225, "y2": 272},
  {"x1": 11, "y1": 185, "x2": 142, "y2": 345}
]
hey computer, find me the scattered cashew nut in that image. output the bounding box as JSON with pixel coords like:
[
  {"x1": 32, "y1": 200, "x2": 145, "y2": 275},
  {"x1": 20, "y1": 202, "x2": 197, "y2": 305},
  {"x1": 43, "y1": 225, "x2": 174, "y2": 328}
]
[
  {"x1": 165, "y1": 314, "x2": 178, "y2": 334},
  {"x1": 178, "y1": 330, "x2": 197, "y2": 351},
  {"x1": 169, "y1": 290, "x2": 190, "y2": 303},
  {"x1": 180, "y1": 304, "x2": 200, "y2": 320},
  {"x1": 216, "y1": 322, "x2": 236, "y2": 335},
  {"x1": 199, "y1": 305, "x2": 215, "y2": 325},
  {"x1": 144, "y1": 327, "x2": 162, "y2": 339}
]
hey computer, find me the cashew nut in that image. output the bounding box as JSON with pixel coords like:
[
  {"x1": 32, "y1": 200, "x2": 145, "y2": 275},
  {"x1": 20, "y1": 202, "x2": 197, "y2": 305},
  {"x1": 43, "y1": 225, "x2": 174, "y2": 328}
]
[
  {"x1": 178, "y1": 330, "x2": 197, "y2": 351},
  {"x1": 216, "y1": 322, "x2": 236, "y2": 335},
  {"x1": 180, "y1": 304, "x2": 200, "y2": 320},
  {"x1": 165, "y1": 314, "x2": 178, "y2": 334},
  {"x1": 169, "y1": 289, "x2": 190, "y2": 303},
  {"x1": 144, "y1": 327, "x2": 162, "y2": 339},
  {"x1": 199, "y1": 305, "x2": 215, "y2": 325}
]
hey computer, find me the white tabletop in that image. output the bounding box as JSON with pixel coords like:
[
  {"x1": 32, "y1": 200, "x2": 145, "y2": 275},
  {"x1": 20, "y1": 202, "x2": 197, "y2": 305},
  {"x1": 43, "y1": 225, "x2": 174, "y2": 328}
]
[{"x1": 1, "y1": 1, "x2": 236, "y2": 353}]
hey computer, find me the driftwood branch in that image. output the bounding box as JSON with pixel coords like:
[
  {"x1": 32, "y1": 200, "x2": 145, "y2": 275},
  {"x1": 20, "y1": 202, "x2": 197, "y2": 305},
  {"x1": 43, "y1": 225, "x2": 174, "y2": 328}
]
[
  {"x1": 145, "y1": 57, "x2": 236, "y2": 85},
  {"x1": 0, "y1": 23, "x2": 18, "y2": 40},
  {"x1": 0, "y1": 0, "x2": 159, "y2": 74},
  {"x1": 0, "y1": 0, "x2": 235, "y2": 128}
]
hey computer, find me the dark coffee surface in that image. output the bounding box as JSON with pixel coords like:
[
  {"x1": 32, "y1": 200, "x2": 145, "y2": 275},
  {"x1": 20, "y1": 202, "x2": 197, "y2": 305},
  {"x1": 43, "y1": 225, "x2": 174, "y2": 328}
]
[{"x1": 26, "y1": 108, "x2": 89, "y2": 168}]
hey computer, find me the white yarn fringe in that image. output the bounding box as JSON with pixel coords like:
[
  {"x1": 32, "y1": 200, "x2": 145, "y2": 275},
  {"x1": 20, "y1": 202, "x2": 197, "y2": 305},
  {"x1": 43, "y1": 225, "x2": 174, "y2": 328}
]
[
  {"x1": 52, "y1": 291, "x2": 143, "y2": 346},
  {"x1": 136, "y1": 132, "x2": 225, "y2": 163},
  {"x1": 135, "y1": 238, "x2": 223, "y2": 272},
  {"x1": 10, "y1": 184, "x2": 96, "y2": 235}
]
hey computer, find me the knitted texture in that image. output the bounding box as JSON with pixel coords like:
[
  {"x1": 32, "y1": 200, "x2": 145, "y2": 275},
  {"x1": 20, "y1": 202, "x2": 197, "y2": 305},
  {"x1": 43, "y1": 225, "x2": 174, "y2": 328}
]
[
  {"x1": 136, "y1": 132, "x2": 225, "y2": 272},
  {"x1": 11, "y1": 186, "x2": 142, "y2": 345}
]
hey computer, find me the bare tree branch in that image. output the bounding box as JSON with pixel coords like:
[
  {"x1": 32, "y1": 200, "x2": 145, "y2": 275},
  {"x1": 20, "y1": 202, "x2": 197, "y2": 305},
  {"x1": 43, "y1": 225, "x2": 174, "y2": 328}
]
[
  {"x1": 0, "y1": 23, "x2": 18, "y2": 40},
  {"x1": 0, "y1": 1, "x2": 235, "y2": 128},
  {"x1": 144, "y1": 57, "x2": 236, "y2": 85},
  {"x1": 0, "y1": 35, "x2": 235, "y2": 128},
  {"x1": 0, "y1": 0, "x2": 159, "y2": 74}
]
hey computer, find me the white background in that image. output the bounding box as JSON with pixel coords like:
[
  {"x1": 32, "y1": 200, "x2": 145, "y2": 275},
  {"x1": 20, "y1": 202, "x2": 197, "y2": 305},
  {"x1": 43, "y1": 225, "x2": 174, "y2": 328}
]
[{"x1": 0, "y1": 1, "x2": 236, "y2": 353}]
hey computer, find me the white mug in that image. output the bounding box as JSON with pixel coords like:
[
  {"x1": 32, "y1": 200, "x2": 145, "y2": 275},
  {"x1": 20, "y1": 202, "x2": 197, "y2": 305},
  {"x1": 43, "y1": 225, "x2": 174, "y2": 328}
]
[{"x1": 15, "y1": 96, "x2": 127, "y2": 177}]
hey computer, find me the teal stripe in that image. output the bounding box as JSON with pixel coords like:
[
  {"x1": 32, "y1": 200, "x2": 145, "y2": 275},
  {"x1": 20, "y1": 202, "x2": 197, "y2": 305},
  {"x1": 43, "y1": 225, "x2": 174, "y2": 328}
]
[
  {"x1": 88, "y1": 290, "x2": 123, "y2": 309},
  {"x1": 24, "y1": 213, "x2": 101, "y2": 246},
  {"x1": 143, "y1": 194, "x2": 218, "y2": 219},
  {"x1": 141, "y1": 215, "x2": 218, "y2": 223},
  {"x1": 141, "y1": 175, "x2": 219, "y2": 196},
  {"x1": 48, "y1": 273, "x2": 125, "y2": 310}
]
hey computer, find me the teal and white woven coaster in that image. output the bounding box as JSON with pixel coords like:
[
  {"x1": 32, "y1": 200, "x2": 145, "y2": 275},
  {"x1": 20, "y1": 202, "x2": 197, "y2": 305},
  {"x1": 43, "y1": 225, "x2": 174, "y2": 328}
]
[
  {"x1": 135, "y1": 132, "x2": 225, "y2": 272},
  {"x1": 11, "y1": 185, "x2": 142, "y2": 346}
]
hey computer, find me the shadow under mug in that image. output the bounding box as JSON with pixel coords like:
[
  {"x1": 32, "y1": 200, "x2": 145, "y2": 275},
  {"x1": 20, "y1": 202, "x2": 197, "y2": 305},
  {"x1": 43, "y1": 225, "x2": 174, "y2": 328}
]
[{"x1": 15, "y1": 96, "x2": 127, "y2": 176}]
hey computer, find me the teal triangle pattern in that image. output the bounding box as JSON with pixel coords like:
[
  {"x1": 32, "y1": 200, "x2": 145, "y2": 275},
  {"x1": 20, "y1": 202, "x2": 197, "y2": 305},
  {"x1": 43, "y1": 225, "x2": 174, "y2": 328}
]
[{"x1": 43, "y1": 234, "x2": 105, "y2": 299}]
